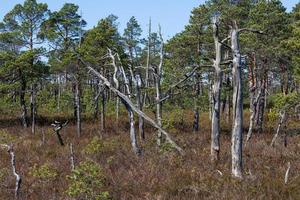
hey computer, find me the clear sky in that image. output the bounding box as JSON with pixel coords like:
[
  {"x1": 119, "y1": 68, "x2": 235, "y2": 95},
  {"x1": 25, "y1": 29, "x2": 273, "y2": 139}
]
[{"x1": 0, "y1": 0, "x2": 299, "y2": 39}]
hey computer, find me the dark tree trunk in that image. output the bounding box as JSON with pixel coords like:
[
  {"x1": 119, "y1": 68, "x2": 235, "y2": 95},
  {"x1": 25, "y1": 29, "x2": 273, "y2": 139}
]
[{"x1": 19, "y1": 70, "x2": 28, "y2": 128}]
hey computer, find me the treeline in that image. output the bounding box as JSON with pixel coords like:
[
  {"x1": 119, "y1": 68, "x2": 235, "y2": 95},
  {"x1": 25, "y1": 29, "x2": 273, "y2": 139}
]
[{"x1": 0, "y1": 0, "x2": 300, "y2": 179}]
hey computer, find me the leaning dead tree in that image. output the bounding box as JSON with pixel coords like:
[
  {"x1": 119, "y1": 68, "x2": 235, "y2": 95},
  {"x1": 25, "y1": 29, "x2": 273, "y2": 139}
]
[
  {"x1": 0, "y1": 144, "x2": 22, "y2": 198},
  {"x1": 245, "y1": 53, "x2": 263, "y2": 145},
  {"x1": 51, "y1": 120, "x2": 69, "y2": 146},
  {"x1": 78, "y1": 56, "x2": 184, "y2": 155},
  {"x1": 108, "y1": 48, "x2": 141, "y2": 155}
]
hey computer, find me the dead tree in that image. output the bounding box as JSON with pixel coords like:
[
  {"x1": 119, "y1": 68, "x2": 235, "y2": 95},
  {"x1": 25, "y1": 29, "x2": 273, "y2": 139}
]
[
  {"x1": 108, "y1": 49, "x2": 141, "y2": 155},
  {"x1": 270, "y1": 110, "x2": 286, "y2": 147},
  {"x1": 245, "y1": 53, "x2": 262, "y2": 145},
  {"x1": 30, "y1": 84, "x2": 36, "y2": 134},
  {"x1": 144, "y1": 18, "x2": 152, "y2": 106},
  {"x1": 79, "y1": 56, "x2": 184, "y2": 155},
  {"x1": 230, "y1": 22, "x2": 244, "y2": 178},
  {"x1": 69, "y1": 143, "x2": 75, "y2": 170},
  {"x1": 156, "y1": 26, "x2": 163, "y2": 146},
  {"x1": 135, "y1": 74, "x2": 145, "y2": 140},
  {"x1": 51, "y1": 121, "x2": 69, "y2": 146},
  {"x1": 19, "y1": 70, "x2": 28, "y2": 128},
  {"x1": 228, "y1": 23, "x2": 264, "y2": 178},
  {"x1": 0, "y1": 144, "x2": 22, "y2": 198},
  {"x1": 74, "y1": 62, "x2": 81, "y2": 137},
  {"x1": 211, "y1": 15, "x2": 223, "y2": 161}
]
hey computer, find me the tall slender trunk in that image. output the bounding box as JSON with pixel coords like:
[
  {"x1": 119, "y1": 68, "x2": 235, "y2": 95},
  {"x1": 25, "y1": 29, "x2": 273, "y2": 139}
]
[
  {"x1": 30, "y1": 84, "x2": 36, "y2": 134},
  {"x1": 193, "y1": 73, "x2": 201, "y2": 133},
  {"x1": 231, "y1": 22, "x2": 243, "y2": 178},
  {"x1": 136, "y1": 74, "x2": 144, "y2": 140},
  {"x1": 100, "y1": 88, "x2": 106, "y2": 133},
  {"x1": 144, "y1": 18, "x2": 151, "y2": 106},
  {"x1": 75, "y1": 79, "x2": 81, "y2": 137},
  {"x1": 156, "y1": 26, "x2": 163, "y2": 146},
  {"x1": 270, "y1": 110, "x2": 286, "y2": 147},
  {"x1": 57, "y1": 75, "x2": 61, "y2": 111},
  {"x1": 19, "y1": 69, "x2": 28, "y2": 128},
  {"x1": 211, "y1": 16, "x2": 223, "y2": 161}
]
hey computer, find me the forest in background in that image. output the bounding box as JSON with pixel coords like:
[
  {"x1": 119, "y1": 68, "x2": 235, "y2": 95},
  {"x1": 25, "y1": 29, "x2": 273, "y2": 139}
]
[{"x1": 0, "y1": 0, "x2": 300, "y2": 199}]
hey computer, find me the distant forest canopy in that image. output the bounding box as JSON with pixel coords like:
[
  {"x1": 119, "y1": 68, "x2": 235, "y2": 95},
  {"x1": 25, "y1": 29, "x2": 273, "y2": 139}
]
[{"x1": 0, "y1": 0, "x2": 300, "y2": 181}]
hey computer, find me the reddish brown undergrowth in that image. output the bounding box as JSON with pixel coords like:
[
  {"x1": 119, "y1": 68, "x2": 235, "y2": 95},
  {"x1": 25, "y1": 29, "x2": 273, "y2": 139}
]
[{"x1": 0, "y1": 112, "x2": 299, "y2": 200}]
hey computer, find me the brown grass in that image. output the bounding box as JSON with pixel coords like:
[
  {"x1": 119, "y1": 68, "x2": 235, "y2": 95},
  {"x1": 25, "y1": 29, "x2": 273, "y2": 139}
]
[{"x1": 0, "y1": 111, "x2": 299, "y2": 200}]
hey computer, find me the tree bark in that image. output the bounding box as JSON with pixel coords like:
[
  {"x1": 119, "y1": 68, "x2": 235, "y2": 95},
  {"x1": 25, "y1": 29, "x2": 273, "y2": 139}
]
[
  {"x1": 270, "y1": 110, "x2": 286, "y2": 147},
  {"x1": 156, "y1": 26, "x2": 163, "y2": 146},
  {"x1": 231, "y1": 22, "x2": 243, "y2": 178},
  {"x1": 211, "y1": 16, "x2": 223, "y2": 161},
  {"x1": 30, "y1": 84, "x2": 36, "y2": 134},
  {"x1": 136, "y1": 74, "x2": 145, "y2": 140},
  {"x1": 75, "y1": 79, "x2": 81, "y2": 137},
  {"x1": 79, "y1": 57, "x2": 184, "y2": 155},
  {"x1": 19, "y1": 69, "x2": 28, "y2": 128}
]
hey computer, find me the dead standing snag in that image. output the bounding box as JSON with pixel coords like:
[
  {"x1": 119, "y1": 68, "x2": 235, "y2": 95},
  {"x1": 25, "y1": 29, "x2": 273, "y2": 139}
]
[{"x1": 51, "y1": 120, "x2": 69, "y2": 146}]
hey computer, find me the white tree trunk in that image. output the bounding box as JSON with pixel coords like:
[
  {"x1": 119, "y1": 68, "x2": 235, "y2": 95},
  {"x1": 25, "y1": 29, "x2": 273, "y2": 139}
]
[
  {"x1": 156, "y1": 26, "x2": 163, "y2": 146},
  {"x1": 231, "y1": 22, "x2": 243, "y2": 178},
  {"x1": 211, "y1": 16, "x2": 223, "y2": 161}
]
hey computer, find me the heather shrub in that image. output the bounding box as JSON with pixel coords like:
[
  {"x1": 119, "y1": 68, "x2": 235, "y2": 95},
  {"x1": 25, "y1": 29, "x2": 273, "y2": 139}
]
[{"x1": 66, "y1": 160, "x2": 109, "y2": 200}]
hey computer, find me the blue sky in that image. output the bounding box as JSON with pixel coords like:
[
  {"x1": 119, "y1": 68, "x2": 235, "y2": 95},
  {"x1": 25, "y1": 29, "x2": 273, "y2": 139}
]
[{"x1": 0, "y1": 0, "x2": 299, "y2": 39}]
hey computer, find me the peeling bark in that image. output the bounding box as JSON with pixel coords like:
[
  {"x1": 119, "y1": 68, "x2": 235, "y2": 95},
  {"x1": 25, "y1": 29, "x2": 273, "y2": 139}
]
[{"x1": 231, "y1": 22, "x2": 243, "y2": 178}]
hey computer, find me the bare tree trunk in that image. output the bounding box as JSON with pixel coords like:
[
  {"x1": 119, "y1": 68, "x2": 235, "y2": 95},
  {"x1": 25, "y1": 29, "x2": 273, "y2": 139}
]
[
  {"x1": 116, "y1": 97, "x2": 119, "y2": 123},
  {"x1": 211, "y1": 16, "x2": 223, "y2": 161},
  {"x1": 79, "y1": 57, "x2": 184, "y2": 155},
  {"x1": 1, "y1": 144, "x2": 22, "y2": 198},
  {"x1": 136, "y1": 74, "x2": 145, "y2": 140},
  {"x1": 9, "y1": 145, "x2": 21, "y2": 198},
  {"x1": 193, "y1": 73, "x2": 201, "y2": 133},
  {"x1": 57, "y1": 75, "x2": 61, "y2": 111},
  {"x1": 193, "y1": 107, "x2": 199, "y2": 133},
  {"x1": 209, "y1": 78, "x2": 213, "y2": 121},
  {"x1": 108, "y1": 49, "x2": 141, "y2": 154},
  {"x1": 30, "y1": 84, "x2": 36, "y2": 135},
  {"x1": 231, "y1": 22, "x2": 243, "y2": 178},
  {"x1": 75, "y1": 79, "x2": 81, "y2": 137},
  {"x1": 156, "y1": 26, "x2": 163, "y2": 146},
  {"x1": 19, "y1": 70, "x2": 28, "y2": 128},
  {"x1": 100, "y1": 88, "x2": 106, "y2": 133},
  {"x1": 270, "y1": 110, "x2": 286, "y2": 147},
  {"x1": 124, "y1": 100, "x2": 141, "y2": 155},
  {"x1": 70, "y1": 143, "x2": 75, "y2": 170},
  {"x1": 144, "y1": 18, "x2": 151, "y2": 106}
]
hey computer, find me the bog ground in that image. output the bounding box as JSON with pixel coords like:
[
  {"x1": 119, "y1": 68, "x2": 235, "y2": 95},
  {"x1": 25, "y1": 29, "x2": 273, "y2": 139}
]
[{"x1": 0, "y1": 112, "x2": 299, "y2": 200}]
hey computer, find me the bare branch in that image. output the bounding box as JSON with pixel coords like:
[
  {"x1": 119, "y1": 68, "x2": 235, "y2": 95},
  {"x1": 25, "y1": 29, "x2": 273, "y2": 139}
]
[
  {"x1": 239, "y1": 28, "x2": 264, "y2": 34},
  {"x1": 78, "y1": 57, "x2": 185, "y2": 155}
]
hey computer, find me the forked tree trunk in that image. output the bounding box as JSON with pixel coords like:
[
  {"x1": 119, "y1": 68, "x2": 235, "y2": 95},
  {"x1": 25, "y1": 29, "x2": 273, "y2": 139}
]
[
  {"x1": 231, "y1": 22, "x2": 243, "y2": 178},
  {"x1": 79, "y1": 57, "x2": 184, "y2": 155},
  {"x1": 108, "y1": 48, "x2": 141, "y2": 154}
]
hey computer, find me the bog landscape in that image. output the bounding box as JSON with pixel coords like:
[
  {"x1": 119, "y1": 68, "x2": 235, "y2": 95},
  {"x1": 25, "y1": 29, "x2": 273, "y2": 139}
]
[{"x1": 0, "y1": 0, "x2": 299, "y2": 199}]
